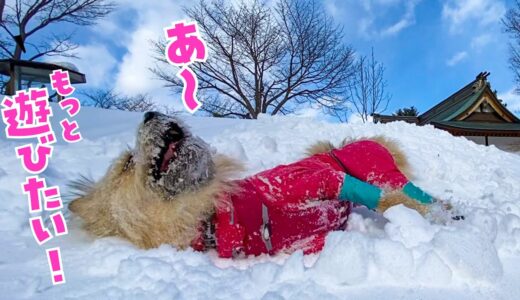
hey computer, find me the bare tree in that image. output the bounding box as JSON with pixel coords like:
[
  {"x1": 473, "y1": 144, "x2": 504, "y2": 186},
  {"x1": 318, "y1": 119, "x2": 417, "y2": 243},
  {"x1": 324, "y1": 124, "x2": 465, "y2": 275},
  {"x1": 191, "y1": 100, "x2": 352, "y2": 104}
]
[
  {"x1": 504, "y1": 1, "x2": 520, "y2": 91},
  {"x1": 152, "y1": 0, "x2": 355, "y2": 119},
  {"x1": 0, "y1": 0, "x2": 115, "y2": 93},
  {"x1": 0, "y1": 0, "x2": 5, "y2": 23},
  {"x1": 81, "y1": 89, "x2": 157, "y2": 112},
  {"x1": 347, "y1": 48, "x2": 391, "y2": 123}
]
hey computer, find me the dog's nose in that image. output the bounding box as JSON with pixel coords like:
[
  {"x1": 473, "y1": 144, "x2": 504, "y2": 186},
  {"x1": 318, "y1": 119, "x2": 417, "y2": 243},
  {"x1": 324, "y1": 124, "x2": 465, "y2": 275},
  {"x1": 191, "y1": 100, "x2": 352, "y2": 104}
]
[{"x1": 143, "y1": 111, "x2": 157, "y2": 124}]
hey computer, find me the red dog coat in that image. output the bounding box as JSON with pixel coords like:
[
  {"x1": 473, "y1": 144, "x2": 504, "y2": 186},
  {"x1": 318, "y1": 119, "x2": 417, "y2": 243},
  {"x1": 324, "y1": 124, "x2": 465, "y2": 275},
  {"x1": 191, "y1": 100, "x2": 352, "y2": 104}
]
[{"x1": 193, "y1": 140, "x2": 422, "y2": 258}]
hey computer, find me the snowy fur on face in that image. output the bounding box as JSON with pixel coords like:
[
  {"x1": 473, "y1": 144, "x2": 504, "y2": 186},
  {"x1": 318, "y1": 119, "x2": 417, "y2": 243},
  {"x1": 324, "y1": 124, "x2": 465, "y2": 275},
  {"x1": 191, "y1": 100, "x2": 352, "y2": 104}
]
[
  {"x1": 135, "y1": 113, "x2": 217, "y2": 197},
  {"x1": 69, "y1": 113, "x2": 241, "y2": 249}
]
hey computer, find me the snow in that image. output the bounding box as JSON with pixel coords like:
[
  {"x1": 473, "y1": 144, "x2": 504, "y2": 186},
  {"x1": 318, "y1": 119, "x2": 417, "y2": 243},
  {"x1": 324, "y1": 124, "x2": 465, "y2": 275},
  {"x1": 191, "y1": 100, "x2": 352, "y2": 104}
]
[{"x1": 1, "y1": 105, "x2": 520, "y2": 299}]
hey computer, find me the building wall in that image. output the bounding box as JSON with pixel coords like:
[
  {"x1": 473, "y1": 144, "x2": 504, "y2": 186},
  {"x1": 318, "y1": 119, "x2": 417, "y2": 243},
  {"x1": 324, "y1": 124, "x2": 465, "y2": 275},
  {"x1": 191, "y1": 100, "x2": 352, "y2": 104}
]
[{"x1": 465, "y1": 136, "x2": 520, "y2": 152}]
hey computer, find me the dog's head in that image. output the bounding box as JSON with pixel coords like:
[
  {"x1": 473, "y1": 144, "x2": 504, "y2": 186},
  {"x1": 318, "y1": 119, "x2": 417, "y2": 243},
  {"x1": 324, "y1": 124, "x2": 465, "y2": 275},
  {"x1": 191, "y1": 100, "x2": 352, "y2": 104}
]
[
  {"x1": 134, "y1": 111, "x2": 216, "y2": 197},
  {"x1": 68, "y1": 112, "x2": 223, "y2": 247}
]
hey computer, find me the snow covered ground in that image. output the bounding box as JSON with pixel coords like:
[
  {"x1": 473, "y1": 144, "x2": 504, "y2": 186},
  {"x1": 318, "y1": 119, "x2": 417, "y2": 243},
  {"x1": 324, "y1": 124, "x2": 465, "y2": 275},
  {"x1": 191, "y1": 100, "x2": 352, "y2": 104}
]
[{"x1": 1, "y1": 105, "x2": 520, "y2": 300}]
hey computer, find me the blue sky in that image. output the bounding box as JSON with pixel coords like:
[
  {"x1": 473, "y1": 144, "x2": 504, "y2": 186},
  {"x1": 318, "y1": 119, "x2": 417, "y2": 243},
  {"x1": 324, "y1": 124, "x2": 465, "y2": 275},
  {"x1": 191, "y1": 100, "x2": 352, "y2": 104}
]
[
  {"x1": 47, "y1": 0, "x2": 520, "y2": 117},
  {"x1": 323, "y1": 0, "x2": 520, "y2": 115}
]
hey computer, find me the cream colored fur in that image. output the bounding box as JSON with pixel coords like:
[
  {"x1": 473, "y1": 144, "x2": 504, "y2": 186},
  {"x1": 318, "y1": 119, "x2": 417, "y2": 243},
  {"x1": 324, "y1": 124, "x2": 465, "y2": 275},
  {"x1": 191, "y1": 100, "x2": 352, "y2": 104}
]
[
  {"x1": 305, "y1": 135, "x2": 413, "y2": 180},
  {"x1": 376, "y1": 190, "x2": 429, "y2": 216},
  {"x1": 69, "y1": 152, "x2": 241, "y2": 249}
]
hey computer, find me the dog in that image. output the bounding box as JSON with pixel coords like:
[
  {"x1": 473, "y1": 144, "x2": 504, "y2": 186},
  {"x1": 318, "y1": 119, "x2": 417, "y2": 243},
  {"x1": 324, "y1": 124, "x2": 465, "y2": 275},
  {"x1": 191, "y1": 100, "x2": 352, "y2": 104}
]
[{"x1": 69, "y1": 112, "x2": 434, "y2": 257}]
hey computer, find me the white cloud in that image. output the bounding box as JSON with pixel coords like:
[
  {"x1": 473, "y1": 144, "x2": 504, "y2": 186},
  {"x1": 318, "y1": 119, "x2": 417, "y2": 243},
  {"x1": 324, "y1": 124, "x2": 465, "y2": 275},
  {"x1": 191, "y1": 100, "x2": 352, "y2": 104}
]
[
  {"x1": 498, "y1": 88, "x2": 520, "y2": 113},
  {"x1": 381, "y1": 17, "x2": 411, "y2": 36},
  {"x1": 442, "y1": 0, "x2": 506, "y2": 34},
  {"x1": 348, "y1": 113, "x2": 373, "y2": 124},
  {"x1": 114, "y1": 27, "x2": 162, "y2": 94},
  {"x1": 89, "y1": 13, "x2": 135, "y2": 48},
  {"x1": 471, "y1": 34, "x2": 493, "y2": 49},
  {"x1": 324, "y1": 0, "x2": 421, "y2": 38},
  {"x1": 293, "y1": 106, "x2": 325, "y2": 119},
  {"x1": 49, "y1": 44, "x2": 118, "y2": 88},
  {"x1": 108, "y1": 0, "x2": 191, "y2": 109},
  {"x1": 381, "y1": 1, "x2": 420, "y2": 37},
  {"x1": 446, "y1": 51, "x2": 468, "y2": 66},
  {"x1": 324, "y1": 0, "x2": 341, "y2": 18}
]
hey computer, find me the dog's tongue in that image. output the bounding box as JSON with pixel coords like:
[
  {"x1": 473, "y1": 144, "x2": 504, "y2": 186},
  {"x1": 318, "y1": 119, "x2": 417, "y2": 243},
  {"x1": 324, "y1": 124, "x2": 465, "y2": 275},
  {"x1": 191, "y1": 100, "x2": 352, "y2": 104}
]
[{"x1": 160, "y1": 142, "x2": 177, "y2": 172}]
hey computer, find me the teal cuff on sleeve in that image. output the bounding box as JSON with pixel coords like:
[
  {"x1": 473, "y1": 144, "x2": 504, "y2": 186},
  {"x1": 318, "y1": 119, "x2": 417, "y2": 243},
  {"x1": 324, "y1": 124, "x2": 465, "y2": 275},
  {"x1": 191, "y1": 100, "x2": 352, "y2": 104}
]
[
  {"x1": 402, "y1": 182, "x2": 434, "y2": 204},
  {"x1": 339, "y1": 174, "x2": 382, "y2": 209}
]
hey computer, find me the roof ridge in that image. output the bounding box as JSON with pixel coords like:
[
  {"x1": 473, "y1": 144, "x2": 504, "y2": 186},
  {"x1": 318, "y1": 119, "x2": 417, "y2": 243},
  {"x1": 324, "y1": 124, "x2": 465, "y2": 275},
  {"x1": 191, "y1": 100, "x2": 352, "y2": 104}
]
[{"x1": 418, "y1": 76, "x2": 483, "y2": 124}]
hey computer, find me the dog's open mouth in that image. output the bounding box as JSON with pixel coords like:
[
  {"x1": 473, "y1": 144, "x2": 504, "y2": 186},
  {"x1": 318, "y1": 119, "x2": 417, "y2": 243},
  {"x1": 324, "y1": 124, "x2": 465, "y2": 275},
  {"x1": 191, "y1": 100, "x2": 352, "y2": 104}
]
[{"x1": 152, "y1": 123, "x2": 185, "y2": 180}]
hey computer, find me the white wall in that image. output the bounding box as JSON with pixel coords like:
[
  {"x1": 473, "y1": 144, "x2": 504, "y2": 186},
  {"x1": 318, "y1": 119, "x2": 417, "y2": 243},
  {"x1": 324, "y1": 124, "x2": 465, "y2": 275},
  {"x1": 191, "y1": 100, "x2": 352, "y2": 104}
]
[{"x1": 465, "y1": 136, "x2": 520, "y2": 152}]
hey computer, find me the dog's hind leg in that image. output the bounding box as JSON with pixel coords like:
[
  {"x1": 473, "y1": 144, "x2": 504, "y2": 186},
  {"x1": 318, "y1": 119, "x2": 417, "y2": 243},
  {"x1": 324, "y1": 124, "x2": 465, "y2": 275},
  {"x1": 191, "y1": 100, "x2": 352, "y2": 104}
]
[
  {"x1": 340, "y1": 136, "x2": 413, "y2": 180},
  {"x1": 332, "y1": 139, "x2": 434, "y2": 212},
  {"x1": 332, "y1": 139, "x2": 410, "y2": 189},
  {"x1": 306, "y1": 136, "x2": 413, "y2": 180}
]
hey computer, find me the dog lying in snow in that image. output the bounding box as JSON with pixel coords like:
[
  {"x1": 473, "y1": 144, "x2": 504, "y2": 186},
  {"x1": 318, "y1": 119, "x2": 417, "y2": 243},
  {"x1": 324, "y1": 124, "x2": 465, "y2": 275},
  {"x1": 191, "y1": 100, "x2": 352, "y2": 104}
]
[{"x1": 69, "y1": 112, "x2": 439, "y2": 258}]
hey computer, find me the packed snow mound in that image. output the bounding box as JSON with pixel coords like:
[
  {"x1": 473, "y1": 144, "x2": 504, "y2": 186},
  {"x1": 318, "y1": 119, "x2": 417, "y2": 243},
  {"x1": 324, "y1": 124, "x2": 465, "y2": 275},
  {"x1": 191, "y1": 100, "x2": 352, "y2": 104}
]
[{"x1": 0, "y1": 105, "x2": 520, "y2": 299}]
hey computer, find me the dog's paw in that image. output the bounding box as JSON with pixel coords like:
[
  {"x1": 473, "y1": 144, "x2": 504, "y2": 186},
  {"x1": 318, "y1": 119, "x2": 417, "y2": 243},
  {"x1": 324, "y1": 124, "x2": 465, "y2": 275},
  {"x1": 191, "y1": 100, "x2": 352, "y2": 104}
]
[{"x1": 425, "y1": 199, "x2": 465, "y2": 225}]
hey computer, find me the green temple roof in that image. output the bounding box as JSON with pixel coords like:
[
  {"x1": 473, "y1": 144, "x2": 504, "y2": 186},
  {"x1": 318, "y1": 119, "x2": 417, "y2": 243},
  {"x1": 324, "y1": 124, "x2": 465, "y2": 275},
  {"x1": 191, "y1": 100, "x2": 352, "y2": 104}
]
[
  {"x1": 374, "y1": 72, "x2": 520, "y2": 136},
  {"x1": 418, "y1": 72, "x2": 519, "y2": 124},
  {"x1": 416, "y1": 72, "x2": 520, "y2": 136}
]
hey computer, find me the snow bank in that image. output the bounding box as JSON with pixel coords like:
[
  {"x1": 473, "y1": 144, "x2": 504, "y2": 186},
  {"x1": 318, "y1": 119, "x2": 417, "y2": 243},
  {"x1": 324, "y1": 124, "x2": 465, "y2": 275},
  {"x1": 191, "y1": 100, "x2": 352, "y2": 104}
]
[{"x1": 1, "y1": 106, "x2": 520, "y2": 299}]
